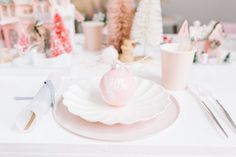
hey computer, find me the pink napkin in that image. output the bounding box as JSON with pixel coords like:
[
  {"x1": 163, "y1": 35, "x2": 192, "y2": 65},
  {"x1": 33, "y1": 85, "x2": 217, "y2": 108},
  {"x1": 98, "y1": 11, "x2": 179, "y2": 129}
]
[{"x1": 178, "y1": 20, "x2": 192, "y2": 51}]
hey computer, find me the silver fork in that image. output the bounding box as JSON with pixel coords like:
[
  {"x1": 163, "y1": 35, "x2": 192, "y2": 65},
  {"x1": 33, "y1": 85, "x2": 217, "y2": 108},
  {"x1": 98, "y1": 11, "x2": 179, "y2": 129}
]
[{"x1": 197, "y1": 86, "x2": 236, "y2": 132}]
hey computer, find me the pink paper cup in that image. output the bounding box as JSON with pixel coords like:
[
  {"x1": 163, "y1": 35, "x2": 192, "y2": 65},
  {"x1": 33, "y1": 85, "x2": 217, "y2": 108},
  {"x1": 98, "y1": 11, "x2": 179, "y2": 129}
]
[
  {"x1": 82, "y1": 21, "x2": 104, "y2": 52},
  {"x1": 161, "y1": 43, "x2": 195, "y2": 90}
]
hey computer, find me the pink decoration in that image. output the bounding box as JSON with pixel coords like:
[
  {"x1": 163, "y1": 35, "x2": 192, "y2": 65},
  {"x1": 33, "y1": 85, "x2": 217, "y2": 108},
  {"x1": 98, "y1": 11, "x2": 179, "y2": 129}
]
[
  {"x1": 178, "y1": 20, "x2": 190, "y2": 42},
  {"x1": 163, "y1": 35, "x2": 172, "y2": 44},
  {"x1": 205, "y1": 24, "x2": 223, "y2": 61},
  {"x1": 49, "y1": 35, "x2": 64, "y2": 57},
  {"x1": 17, "y1": 23, "x2": 29, "y2": 53},
  {"x1": 49, "y1": 13, "x2": 72, "y2": 58},
  {"x1": 75, "y1": 11, "x2": 85, "y2": 22},
  {"x1": 178, "y1": 20, "x2": 192, "y2": 51},
  {"x1": 100, "y1": 63, "x2": 136, "y2": 107},
  {"x1": 0, "y1": 0, "x2": 53, "y2": 49},
  {"x1": 0, "y1": 0, "x2": 77, "y2": 50},
  {"x1": 18, "y1": 33, "x2": 29, "y2": 53},
  {"x1": 107, "y1": 0, "x2": 135, "y2": 53}
]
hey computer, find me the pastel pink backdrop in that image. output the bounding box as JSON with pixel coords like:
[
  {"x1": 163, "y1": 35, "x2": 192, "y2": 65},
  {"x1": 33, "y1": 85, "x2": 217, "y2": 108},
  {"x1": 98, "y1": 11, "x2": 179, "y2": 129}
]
[{"x1": 223, "y1": 22, "x2": 236, "y2": 34}]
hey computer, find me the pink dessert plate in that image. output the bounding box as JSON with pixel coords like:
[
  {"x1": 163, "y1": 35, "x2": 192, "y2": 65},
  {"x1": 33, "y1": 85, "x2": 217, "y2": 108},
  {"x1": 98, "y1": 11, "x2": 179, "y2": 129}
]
[{"x1": 53, "y1": 96, "x2": 180, "y2": 142}]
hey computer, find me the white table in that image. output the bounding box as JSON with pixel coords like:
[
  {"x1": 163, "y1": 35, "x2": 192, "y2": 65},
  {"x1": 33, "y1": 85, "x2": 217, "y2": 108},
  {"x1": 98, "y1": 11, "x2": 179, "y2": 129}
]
[{"x1": 0, "y1": 57, "x2": 236, "y2": 156}]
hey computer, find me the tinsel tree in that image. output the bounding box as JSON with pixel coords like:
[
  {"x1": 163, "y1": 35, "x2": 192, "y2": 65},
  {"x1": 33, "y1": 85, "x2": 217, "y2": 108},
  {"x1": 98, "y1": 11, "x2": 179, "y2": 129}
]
[
  {"x1": 107, "y1": 0, "x2": 135, "y2": 53},
  {"x1": 131, "y1": 0, "x2": 163, "y2": 48},
  {"x1": 49, "y1": 13, "x2": 72, "y2": 57}
]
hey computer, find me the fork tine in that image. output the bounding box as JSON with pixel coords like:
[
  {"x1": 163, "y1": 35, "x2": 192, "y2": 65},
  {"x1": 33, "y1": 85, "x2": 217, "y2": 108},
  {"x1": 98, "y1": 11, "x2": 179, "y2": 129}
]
[{"x1": 216, "y1": 99, "x2": 236, "y2": 131}]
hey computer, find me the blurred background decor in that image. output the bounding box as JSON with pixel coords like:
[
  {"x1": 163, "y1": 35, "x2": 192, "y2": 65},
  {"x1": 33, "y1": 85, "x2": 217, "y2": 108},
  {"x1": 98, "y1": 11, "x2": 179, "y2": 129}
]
[
  {"x1": 0, "y1": 0, "x2": 83, "y2": 65},
  {"x1": 71, "y1": 0, "x2": 236, "y2": 34},
  {"x1": 0, "y1": 0, "x2": 235, "y2": 65}
]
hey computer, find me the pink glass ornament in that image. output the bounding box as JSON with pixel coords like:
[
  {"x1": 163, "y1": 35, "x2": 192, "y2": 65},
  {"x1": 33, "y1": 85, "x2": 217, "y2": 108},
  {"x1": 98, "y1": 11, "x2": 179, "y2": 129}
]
[{"x1": 99, "y1": 62, "x2": 136, "y2": 107}]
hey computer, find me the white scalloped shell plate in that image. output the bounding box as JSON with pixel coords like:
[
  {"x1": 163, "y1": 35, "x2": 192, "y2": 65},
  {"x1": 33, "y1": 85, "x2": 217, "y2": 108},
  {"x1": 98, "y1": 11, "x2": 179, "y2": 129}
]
[{"x1": 63, "y1": 77, "x2": 171, "y2": 125}]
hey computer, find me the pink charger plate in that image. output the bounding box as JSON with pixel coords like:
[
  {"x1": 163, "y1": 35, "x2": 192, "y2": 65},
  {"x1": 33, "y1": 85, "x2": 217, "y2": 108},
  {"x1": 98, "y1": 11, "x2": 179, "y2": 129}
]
[{"x1": 53, "y1": 96, "x2": 180, "y2": 142}]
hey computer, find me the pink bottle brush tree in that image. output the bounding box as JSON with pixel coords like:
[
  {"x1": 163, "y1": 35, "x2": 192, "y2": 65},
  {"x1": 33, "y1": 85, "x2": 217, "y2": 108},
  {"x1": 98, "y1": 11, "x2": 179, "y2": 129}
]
[
  {"x1": 48, "y1": 35, "x2": 65, "y2": 57},
  {"x1": 107, "y1": 0, "x2": 135, "y2": 53},
  {"x1": 18, "y1": 33, "x2": 29, "y2": 53},
  {"x1": 48, "y1": 13, "x2": 72, "y2": 58}
]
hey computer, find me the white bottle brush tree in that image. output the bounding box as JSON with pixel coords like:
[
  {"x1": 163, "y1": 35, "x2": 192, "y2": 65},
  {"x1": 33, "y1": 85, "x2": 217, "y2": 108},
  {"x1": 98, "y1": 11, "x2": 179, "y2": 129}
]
[{"x1": 131, "y1": 0, "x2": 163, "y2": 51}]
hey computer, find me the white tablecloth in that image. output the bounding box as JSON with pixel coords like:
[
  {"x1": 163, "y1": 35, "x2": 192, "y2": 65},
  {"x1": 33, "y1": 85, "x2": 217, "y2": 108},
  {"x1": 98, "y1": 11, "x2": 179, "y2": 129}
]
[{"x1": 0, "y1": 55, "x2": 236, "y2": 156}]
